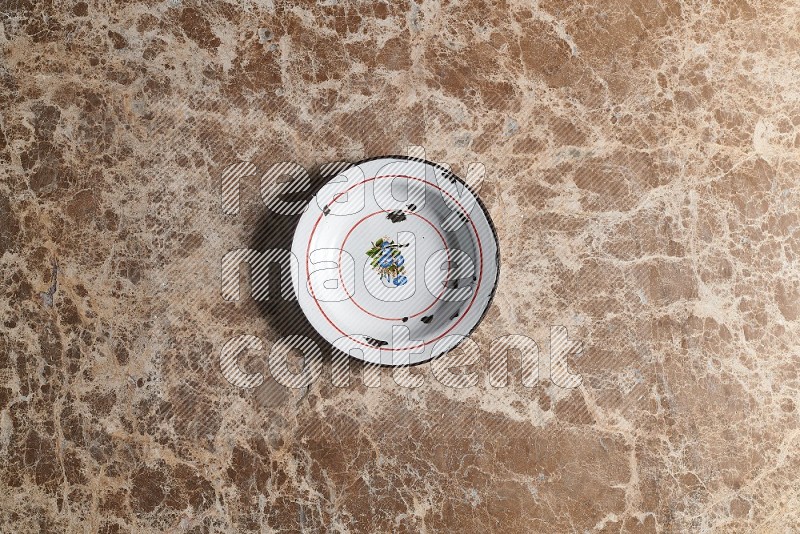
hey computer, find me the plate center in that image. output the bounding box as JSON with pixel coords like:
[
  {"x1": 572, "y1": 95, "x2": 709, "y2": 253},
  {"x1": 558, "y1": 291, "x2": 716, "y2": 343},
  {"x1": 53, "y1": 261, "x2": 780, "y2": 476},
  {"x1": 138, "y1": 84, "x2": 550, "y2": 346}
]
[{"x1": 338, "y1": 209, "x2": 449, "y2": 322}]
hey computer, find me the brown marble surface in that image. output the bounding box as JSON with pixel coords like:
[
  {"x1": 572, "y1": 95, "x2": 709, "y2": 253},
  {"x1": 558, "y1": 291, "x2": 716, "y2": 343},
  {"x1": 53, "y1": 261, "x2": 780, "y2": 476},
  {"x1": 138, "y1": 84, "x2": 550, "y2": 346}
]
[{"x1": 2, "y1": 0, "x2": 800, "y2": 532}]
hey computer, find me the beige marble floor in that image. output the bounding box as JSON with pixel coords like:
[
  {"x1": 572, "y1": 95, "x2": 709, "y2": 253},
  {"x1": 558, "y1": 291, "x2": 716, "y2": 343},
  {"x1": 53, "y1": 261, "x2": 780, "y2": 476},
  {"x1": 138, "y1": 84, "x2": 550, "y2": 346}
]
[{"x1": 1, "y1": 0, "x2": 799, "y2": 532}]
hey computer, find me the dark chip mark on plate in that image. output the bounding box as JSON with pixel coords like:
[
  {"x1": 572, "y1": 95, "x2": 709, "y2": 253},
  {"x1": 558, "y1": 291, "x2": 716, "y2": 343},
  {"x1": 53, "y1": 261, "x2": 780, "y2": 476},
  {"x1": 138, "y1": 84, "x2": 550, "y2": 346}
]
[
  {"x1": 444, "y1": 277, "x2": 473, "y2": 289},
  {"x1": 364, "y1": 337, "x2": 388, "y2": 347},
  {"x1": 421, "y1": 315, "x2": 433, "y2": 324},
  {"x1": 387, "y1": 210, "x2": 406, "y2": 223}
]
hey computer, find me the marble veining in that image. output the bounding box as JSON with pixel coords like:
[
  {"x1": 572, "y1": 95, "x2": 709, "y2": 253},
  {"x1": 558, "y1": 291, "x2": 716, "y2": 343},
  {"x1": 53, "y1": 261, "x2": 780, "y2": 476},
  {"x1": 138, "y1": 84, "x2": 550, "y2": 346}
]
[{"x1": 1, "y1": 0, "x2": 799, "y2": 532}]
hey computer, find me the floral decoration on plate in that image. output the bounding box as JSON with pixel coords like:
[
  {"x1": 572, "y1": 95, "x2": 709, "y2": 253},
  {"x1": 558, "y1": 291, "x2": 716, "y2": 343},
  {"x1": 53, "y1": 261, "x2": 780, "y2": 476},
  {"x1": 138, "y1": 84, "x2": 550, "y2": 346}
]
[{"x1": 366, "y1": 237, "x2": 408, "y2": 286}]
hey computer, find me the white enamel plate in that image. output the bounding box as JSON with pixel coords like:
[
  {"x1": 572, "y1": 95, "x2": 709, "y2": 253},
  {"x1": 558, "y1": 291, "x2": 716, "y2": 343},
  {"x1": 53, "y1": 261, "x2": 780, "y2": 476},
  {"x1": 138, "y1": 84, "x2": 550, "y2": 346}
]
[{"x1": 291, "y1": 156, "x2": 500, "y2": 365}]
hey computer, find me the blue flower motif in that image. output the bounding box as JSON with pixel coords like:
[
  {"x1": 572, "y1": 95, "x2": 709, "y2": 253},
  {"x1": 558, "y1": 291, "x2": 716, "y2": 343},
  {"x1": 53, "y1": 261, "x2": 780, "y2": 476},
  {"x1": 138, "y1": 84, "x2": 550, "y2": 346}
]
[
  {"x1": 369, "y1": 238, "x2": 410, "y2": 287},
  {"x1": 378, "y1": 254, "x2": 394, "y2": 268}
]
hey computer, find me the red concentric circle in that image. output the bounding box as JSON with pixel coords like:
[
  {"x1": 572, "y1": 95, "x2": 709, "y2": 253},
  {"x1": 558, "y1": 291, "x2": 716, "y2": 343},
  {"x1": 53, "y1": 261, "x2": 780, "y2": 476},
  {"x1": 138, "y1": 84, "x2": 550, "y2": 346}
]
[
  {"x1": 335, "y1": 210, "x2": 450, "y2": 321},
  {"x1": 305, "y1": 174, "x2": 485, "y2": 352}
]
